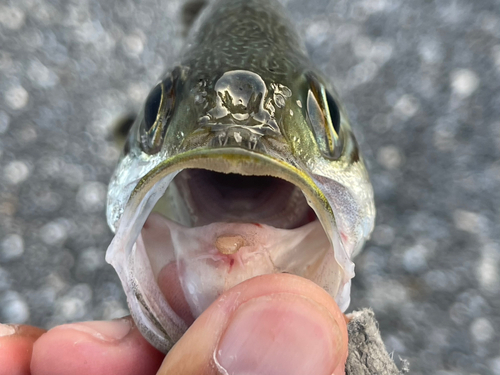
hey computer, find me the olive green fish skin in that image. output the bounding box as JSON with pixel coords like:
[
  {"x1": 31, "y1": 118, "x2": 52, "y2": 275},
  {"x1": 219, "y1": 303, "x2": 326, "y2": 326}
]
[
  {"x1": 182, "y1": 0, "x2": 310, "y2": 82},
  {"x1": 120, "y1": 0, "x2": 360, "y2": 165},
  {"x1": 169, "y1": 0, "x2": 312, "y2": 155}
]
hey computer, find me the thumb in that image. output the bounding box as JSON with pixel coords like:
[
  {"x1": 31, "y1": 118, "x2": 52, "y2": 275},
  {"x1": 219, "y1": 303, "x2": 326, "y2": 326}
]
[{"x1": 158, "y1": 273, "x2": 348, "y2": 375}]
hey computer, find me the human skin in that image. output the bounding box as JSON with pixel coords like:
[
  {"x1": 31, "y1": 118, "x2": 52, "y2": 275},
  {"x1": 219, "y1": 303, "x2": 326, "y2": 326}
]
[{"x1": 0, "y1": 274, "x2": 348, "y2": 375}]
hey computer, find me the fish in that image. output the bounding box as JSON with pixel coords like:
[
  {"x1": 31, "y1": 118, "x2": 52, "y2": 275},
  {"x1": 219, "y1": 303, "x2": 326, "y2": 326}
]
[{"x1": 105, "y1": 0, "x2": 376, "y2": 353}]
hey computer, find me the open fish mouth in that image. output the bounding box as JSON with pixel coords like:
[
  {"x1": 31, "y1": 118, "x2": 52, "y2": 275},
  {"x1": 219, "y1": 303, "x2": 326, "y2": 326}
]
[{"x1": 106, "y1": 148, "x2": 351, "y2": 353}]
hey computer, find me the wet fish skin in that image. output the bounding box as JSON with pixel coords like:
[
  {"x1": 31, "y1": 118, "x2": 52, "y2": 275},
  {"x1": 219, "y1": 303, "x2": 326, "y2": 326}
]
[{"x1": 106, "y1": 0, "x2": 375, "y2": 353}]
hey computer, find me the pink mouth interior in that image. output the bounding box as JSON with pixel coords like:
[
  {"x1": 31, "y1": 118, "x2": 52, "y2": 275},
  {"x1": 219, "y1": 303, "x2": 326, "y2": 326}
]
[
  {"x1": 171, "y1": 169, "x2": 317, "y2": 229},
  {"x1": 134, "y1": 170, "x2": 337, "y2": 323}
]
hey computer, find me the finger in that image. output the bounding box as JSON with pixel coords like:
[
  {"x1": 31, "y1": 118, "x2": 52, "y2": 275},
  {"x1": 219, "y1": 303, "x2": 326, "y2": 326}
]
[
  {"x1": 31, "y1": 317, "x2": 164, "y2": 375},
  {"x1": 159, "y1": 273, "x2": 348, "y2": 375},
  {"x1": 0, "y1": 324, "x2": 46, "y2": 375}
]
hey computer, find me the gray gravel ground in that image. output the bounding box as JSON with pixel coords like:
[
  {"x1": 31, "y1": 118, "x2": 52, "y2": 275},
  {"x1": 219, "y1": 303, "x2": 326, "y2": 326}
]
[{"x1": 1, "y1": 0, "x2": 499, "y2": 373}]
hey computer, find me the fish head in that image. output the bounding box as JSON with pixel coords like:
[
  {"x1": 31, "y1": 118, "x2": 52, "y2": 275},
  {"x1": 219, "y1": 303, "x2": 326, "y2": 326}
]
[{"x1": 105, "y1": 63, "x2": 375, "y2": 352}]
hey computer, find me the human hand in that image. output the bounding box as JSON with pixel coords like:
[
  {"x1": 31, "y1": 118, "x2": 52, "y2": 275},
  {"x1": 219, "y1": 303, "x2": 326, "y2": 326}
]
[{"x1": 0, "y1": 274, "x2": 348, "y2": 375}]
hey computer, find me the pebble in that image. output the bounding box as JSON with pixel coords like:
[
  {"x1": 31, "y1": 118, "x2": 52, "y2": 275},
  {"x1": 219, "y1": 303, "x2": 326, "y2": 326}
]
[
  {"x1": 470, "y1": 317, "x2": 494, "y2": 343},
  {"x1": 0, "y1": 6, "x2": 25, "y2": 30},
  {"x1": 393, "y1": 94, "x2": 420, "y2": 118},
  {"x1": 76, "y1": 182, "x2": 107, "y2": 212},
  {"x1": 377, "y1": 145, "x2": 404, "y2": 170},
  {"x1": 4, "y1": 160, "x2": 30, "y2": 185},
  {"x1": 450, "y1": 69, "x2": 480, "y2": 97},
  {"x1": 4, "y1": 85, "x2": 29, "y2": 110},
  {"x1": 0, "y1": 292, "x2": 30, "y2": 324},
  {"x1": 39, "y1": 220, "x2": 68, "y2": 247},
  {"x1": 0, "y1": 234, "x2": 24, "y2": 261}
]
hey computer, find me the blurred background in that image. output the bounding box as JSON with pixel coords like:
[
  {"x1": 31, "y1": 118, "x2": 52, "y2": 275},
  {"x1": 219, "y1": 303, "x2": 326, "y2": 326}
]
[{"x1": 0, "y1": 0, "x2": 499, "y2": 373}]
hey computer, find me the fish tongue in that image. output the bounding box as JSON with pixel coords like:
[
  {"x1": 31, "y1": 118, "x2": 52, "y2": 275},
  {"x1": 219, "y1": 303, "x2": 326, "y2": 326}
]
[
  {"x1": 169, "y1": 220, "x2": 280, "y2": 317},
  {"x1": 145, "y1": 213, "x2": 323, "y2": 319}
]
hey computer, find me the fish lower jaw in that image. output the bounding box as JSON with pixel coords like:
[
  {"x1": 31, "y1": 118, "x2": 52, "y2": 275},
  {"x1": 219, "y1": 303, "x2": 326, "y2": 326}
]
[
  {"x1": 110, "y1": 208, "x2": 345, "y2": 353},
  {"x1": 106, "y1": 158, "x2": 351, "y2": 353},
  {"x1": 140, "y1": 212, "x2": 338, "y2": 321}
]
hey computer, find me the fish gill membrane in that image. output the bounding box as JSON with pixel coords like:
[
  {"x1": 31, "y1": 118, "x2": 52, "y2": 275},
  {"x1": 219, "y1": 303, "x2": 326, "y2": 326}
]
[{"x1": 105, "y1": 0, "x2": 375, "y2": 353}]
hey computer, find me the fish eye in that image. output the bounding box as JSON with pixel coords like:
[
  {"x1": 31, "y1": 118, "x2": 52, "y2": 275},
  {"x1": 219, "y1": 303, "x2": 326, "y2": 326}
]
[
  {"x1": 305, "y1": 74, "x2": 344, "y2": 159},
  {"x1": 140, "y1": 76, "x2": 175, "y2": 154},
  {"x1": 144, "y1": 83, "x2": 163, "y2": 133},
  {"x1": 325, "y1": 90, "x2": 341, "y2": 136},
  {"x1": 307, "y1": 84, "x2": 343, "y2": 160}
]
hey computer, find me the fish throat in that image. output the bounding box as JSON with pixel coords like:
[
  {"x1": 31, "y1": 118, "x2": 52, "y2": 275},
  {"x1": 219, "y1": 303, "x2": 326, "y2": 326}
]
[{"x1": 160, "y1": 169, "x2": 317, "y2": 229}]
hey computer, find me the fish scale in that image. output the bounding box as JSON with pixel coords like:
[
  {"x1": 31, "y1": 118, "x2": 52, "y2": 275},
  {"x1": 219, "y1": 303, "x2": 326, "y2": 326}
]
[{"x1": 183, "y1": 0, "x2": 309, "y2": 77}]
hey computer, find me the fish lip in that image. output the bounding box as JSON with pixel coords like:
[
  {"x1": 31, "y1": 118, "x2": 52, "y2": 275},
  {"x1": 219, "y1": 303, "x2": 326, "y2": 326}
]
[
  {"x1": 129, "y1": 147, "x2": 333, "y2": 218},
  {"x1": 106, "y1": 147, "x2": 352, "y2": 352}
]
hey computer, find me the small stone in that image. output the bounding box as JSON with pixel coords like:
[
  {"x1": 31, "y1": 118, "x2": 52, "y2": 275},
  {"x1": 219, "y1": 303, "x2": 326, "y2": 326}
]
[
  {"x1": 18, "y1": 126, "x2": 37, "y2": 144},
  {"x1": 394, "y1": 94, "x2": 419, "y2": 118},
  {"x1": 4, "y1": 160, "x2": 30, "y2": 185},
  {"x1": 0, "y1": 6, "x2": 25, "y2": 30},
  {"x1": 4, "y1": 85, "x2": 29, "y2": 110},
  {"x1": 76, "y1": 181, "x2": 107, "y2": 212},
  {"x1": 377, "y1": 145, "x2": 403, "y2": 170},
  {"x1": 27, "y1": 60, "x2": 59, "y2": 88},
  {"x1": 123, "y1": 34, "x2": 144, "y2": 55},
  {"x1": 127, "y1": 82, "x2": 149, "y2": 103},
  {"x1": 476, "y1": 244, "x2": 499, "y2": 292},
  {"x1": 77, "y1": 247, "x2": 105, "y2": 273},
  {"x1": 348, "y1": 60, "x2": 378, "y2": 86},
  {"x1": 352, "y1": 35, "x2": 373, "y2": 60},
  {"x1": 370, "y1": 39, "x2": 393, "y2": 65},
  {"x1": 39, "y1": 220, "x2": 68, "y2": 246},
  {"x1": 55, "y1": 284, "x2": 93, "y2": 321},
  {"x1": 451, "y1": 69, "x2": 479, "y2": 97},
  {"x1": 418, "y1": 39, "x2": 443, "y2": 64},
  {"x1": 1, "y1": 234, "x2": 24, "y2": 261},
  {"x1": 470, "y1": 317, "x2": 494, "y2": 343},
  {"x1": 453, "y1": 210, "x2": 487, "y2": 234},
  {"x1": 402, "y1": 244, "x2": 428, "y2": 273},
  {"x1": 55, "y1": 297, "x2": 87, "y2": 321},
  {"x1": 0, "y1": 292, "x2": 30, "y2": 324}
]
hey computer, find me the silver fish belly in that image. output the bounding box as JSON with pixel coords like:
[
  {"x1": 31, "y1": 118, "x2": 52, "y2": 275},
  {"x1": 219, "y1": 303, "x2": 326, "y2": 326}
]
[{"x1": 106, "y1": 0, "x2": 375, "y2": 353}]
